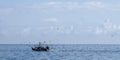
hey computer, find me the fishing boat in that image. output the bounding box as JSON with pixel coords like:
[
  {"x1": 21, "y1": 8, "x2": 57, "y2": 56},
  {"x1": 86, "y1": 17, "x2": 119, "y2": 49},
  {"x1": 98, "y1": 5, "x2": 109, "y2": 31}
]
[{"x1": 32, "y1": 42, "x2": 49, "y2": 51}]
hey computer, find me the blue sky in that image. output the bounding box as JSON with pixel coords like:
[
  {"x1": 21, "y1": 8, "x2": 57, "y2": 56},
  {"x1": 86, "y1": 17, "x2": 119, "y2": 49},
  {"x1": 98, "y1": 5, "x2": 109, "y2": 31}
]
[{"x1": 0, "y1": 0, "x2": 120, "y2": 44}]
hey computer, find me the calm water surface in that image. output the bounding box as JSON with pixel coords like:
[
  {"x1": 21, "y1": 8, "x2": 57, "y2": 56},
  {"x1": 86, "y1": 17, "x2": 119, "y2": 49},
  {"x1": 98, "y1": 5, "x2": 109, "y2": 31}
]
[{"x1": 0, "y1": 44, "x2": 120, "y2": 60}]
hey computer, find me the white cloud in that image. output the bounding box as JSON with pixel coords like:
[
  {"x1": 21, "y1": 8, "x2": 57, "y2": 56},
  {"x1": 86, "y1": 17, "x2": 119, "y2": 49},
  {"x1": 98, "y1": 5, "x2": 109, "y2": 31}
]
[
  {"x1": 47, "y1": 2, "x2": 62, "y2": 5},
  {"x1": 82, "y1": 1, "x2": 107, "y2": 8},
  {"x1": 0, "y1": 1, "x2": 112, "y2": 14},
  {"x1": 43, "y1": 18, "x2": 58, "y2": 22},
  {"x1": 21, "y1": 2, "x2": 85, "y2": 9},
  {"x1": 103, "y1": 19, "x2": 120, "y2": 30},
  {"x1": 0, "y1": 1, "x2": 120, "y2": 16},
  {"x1": 95, "y1": 28, "x2": 103, "y2": 34},
  {"x1": 95, "y1": 19, "x2": 120, "y2": 35},
  {"x1": 22, "y1": 1, "x2": 120, "y2": 11}
]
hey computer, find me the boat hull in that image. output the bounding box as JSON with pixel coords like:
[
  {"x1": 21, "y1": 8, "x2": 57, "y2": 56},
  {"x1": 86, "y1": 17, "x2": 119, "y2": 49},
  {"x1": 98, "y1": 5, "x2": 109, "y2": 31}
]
[{"x1": 32, "y1": 47, "x2": 49, "y2": 51}]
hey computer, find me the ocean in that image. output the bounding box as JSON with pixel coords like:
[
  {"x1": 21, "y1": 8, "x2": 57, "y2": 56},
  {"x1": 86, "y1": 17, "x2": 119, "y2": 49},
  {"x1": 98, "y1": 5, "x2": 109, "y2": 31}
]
[{"x1": 0, "y1": 44, "x2": 120, "y2": 60}]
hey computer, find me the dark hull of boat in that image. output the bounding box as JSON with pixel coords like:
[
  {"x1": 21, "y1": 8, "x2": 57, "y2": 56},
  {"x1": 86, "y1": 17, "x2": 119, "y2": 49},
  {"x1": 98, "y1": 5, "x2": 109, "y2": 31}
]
[{"x1": 32, "y1": 47, "x2": 49, "y2": 51}]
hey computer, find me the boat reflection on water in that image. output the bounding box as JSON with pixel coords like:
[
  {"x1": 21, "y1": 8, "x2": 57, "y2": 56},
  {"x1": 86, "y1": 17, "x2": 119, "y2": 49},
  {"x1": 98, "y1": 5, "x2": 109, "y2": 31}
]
[{"x1": 32, "y1": 42, "x2": 49, "y2": 52}]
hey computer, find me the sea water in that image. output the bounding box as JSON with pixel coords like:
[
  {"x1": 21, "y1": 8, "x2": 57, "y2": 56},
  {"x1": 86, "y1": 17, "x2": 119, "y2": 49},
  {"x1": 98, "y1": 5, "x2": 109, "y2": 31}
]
[{"x1": 0, "y1": 44, "x2": 120, "y2": 60}]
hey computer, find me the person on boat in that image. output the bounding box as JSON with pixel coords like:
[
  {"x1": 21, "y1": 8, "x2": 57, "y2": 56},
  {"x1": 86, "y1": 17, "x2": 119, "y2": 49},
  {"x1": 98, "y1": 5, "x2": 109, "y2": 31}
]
[{"x1": 46, "y1": 46, "x2": 49, "y2": 50}]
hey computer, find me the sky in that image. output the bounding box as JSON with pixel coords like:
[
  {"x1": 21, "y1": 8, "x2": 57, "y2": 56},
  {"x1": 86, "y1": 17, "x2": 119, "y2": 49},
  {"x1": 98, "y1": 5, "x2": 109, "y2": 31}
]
[{"x1": 0, "y1": 0, "x2": 120, "y2": 44}]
